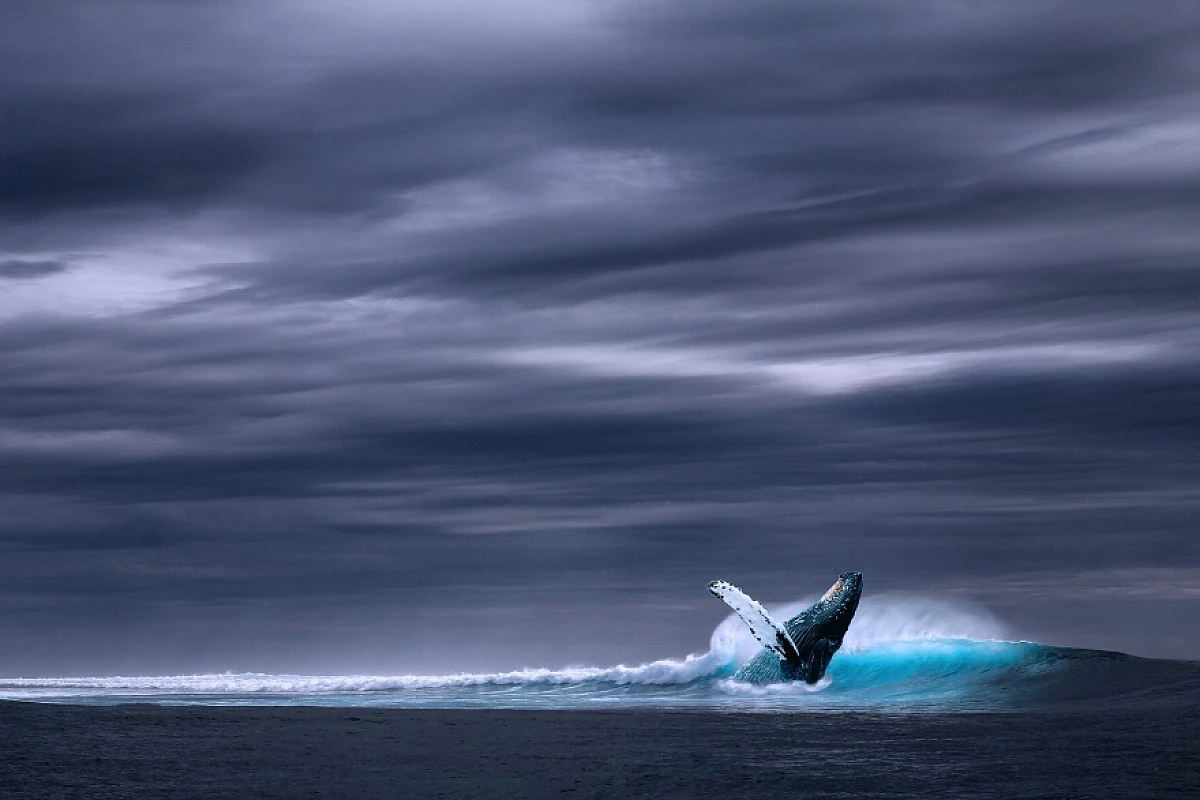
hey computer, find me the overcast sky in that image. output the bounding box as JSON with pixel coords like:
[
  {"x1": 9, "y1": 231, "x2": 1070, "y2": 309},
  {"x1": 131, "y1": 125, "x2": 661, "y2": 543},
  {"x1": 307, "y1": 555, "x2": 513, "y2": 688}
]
[{"x1": 2, "y1": 0, "x2": 1198, "y2": 675}]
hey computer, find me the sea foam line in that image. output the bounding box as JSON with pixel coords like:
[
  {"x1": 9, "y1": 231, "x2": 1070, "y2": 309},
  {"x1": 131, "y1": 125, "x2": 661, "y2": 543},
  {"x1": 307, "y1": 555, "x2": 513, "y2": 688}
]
[{"x1": 0, "y1": 651, "x2": 731, "y2": 694}]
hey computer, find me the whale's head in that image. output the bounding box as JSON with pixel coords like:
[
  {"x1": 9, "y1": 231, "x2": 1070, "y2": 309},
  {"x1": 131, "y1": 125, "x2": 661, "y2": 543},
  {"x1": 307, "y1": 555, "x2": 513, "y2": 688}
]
[
  {"x1": 822, "y1": 571, "x2": 863, "y2": 604},
  {"x1": 813, "y1": 571, "x2": 863, "y2": 637}
]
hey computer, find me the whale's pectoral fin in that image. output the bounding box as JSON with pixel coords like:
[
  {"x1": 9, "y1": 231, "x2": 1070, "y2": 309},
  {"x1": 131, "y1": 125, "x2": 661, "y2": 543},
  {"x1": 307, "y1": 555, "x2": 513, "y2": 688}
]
[{"x1": 708, "y1": 580, "x2": 802, "y2": 667}]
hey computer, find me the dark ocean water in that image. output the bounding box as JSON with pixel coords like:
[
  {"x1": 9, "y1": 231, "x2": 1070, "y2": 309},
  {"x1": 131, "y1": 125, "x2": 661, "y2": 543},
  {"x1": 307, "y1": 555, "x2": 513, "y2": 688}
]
[
  {"x1": 2, "y1": 646, "x2": 1197, "y2": 797},
  {"x1": 1, "y1": 703, "x2": 1196, "y2": 798}
]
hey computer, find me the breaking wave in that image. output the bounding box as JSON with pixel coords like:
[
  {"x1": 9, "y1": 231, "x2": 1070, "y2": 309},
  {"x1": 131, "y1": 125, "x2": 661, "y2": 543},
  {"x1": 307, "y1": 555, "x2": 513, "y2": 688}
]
[
  {"x1": 3, "y1": 594, "x2": 1196, "y2": 711},
  {"x1": 709, "y1": 592, "x2": 1009, "y2": 665}
]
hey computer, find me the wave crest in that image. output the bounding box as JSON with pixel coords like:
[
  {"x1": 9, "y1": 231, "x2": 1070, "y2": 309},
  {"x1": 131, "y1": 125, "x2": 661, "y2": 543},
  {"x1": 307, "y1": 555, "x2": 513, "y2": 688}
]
[{"x1": 0, "y1": 650, "x2": 731, "y2": 696}]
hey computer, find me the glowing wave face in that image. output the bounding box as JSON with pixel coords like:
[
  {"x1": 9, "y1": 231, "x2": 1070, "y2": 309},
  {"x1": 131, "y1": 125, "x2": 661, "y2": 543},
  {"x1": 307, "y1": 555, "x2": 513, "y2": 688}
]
[{"x1": 2, "y1": 595, "x2": 1189, "y2": 711}]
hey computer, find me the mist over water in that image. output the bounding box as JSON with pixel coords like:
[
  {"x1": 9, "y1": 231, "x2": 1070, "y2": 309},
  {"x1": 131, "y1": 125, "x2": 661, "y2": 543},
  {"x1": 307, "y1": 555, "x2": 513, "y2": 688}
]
[{"x1": 2, "y1": 595, "x2": 1195, "y2": 712}]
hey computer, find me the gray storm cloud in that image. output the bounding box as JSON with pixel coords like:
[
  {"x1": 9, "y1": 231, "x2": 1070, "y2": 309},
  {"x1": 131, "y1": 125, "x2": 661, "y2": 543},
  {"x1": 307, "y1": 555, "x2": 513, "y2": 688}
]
[{"x1": 1, "y1": 0, "x2": 1198, "y2": 674}]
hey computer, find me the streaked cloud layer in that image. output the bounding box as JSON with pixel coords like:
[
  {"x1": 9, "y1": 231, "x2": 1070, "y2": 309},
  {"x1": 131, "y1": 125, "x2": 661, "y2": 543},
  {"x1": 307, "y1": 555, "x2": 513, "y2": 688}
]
[{"x1": 2, "y1": 1, "x2": 1198, "y2": 672}]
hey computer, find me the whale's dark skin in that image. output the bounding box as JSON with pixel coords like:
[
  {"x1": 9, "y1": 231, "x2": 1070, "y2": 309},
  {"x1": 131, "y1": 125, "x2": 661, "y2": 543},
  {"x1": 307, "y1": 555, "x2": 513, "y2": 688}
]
[{"x1": 734, "y1": 572, "x2": 863, "y2": 684}]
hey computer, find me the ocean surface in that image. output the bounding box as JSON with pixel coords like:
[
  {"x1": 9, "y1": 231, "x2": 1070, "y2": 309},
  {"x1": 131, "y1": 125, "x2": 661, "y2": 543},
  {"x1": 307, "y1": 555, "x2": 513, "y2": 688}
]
[
  {"x1": 3, "y1": 595, "x2": 1197, "y2": 713},
  {"x1": 3, "y1": 596, "x2": 1197, "y2": 797}
]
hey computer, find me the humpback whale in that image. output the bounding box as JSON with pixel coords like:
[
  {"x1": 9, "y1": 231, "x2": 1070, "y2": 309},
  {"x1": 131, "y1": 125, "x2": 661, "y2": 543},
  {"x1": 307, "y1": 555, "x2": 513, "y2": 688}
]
[{"x1": 709, "y1": 572, "x2": 863, "y2": 684}]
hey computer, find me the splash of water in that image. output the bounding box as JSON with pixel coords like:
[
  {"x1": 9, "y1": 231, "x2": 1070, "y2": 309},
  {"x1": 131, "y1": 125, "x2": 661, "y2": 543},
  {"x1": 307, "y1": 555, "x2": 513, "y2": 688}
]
[{"x1": 709, "y1": 592, "x2": 1009, "y2": 664}]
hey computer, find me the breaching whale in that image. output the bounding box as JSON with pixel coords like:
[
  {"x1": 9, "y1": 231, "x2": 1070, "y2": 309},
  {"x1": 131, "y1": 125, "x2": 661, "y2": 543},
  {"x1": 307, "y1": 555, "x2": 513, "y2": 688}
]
[{"x1": 709, "y1": 571, "x2": 863, "y2": 684}]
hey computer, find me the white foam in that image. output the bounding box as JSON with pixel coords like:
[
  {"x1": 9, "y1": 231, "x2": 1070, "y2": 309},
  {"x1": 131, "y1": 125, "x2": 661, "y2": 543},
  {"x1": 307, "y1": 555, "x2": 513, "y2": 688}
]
[
  {"x1": 717, "y1": 674, "x2": 832, "y2": 698},
  {"x1": 0, "y1": 650, "x2": 729, "y2": 696}
]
